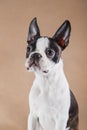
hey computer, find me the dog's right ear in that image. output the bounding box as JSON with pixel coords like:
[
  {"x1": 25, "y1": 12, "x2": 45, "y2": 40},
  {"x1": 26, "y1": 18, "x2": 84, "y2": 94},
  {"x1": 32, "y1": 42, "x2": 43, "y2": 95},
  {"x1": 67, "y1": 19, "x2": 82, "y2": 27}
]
[{"x1": 27, "y1": 18, "x2": 40, "y2": 42}]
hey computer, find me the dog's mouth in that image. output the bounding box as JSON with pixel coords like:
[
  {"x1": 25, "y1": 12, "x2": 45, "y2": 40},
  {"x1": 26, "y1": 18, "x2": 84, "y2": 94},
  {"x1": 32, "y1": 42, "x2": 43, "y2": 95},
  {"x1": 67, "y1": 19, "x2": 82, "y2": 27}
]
[
  {"x1": 26, "y1": 60, "x2": 40, "y2": 70},
  {"x1": 26, "y1": 61, "x2": 49, "y2": 74},
  {"x1": 42, "y1": 70, "x2": 49, "y2": 74},
  {"x1": 25, "y1": 59, "x2": 49, "y2": 74},
  {"x1": 30, "y1": 60, "x2": 40, "y2": 68}
]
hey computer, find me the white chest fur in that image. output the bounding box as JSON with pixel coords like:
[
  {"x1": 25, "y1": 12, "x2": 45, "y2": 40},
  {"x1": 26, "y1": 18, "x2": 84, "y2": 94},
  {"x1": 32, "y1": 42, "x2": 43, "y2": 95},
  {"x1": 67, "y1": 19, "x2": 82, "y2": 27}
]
[{"x1": 28, "y1": 60, "x2": 70, "y2": 130}]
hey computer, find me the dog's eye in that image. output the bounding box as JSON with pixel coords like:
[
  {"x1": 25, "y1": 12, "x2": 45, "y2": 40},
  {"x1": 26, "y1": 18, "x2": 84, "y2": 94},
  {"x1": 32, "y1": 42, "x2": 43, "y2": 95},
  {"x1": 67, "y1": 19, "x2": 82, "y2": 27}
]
[
  {"x1": 26, "y1": 45, "x2": 32, "y2": 58},
  {"x1": 46, "y1": 48, "x2": 55, "y2": 58},
  {"x1": 27, "y1": 45, "x2": 32, "y2": 52}
]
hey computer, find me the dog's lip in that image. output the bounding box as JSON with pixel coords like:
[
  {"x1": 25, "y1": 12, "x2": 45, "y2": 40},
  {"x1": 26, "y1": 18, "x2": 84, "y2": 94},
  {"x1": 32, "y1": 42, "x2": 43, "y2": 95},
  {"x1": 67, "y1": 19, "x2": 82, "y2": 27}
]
[
  {"x1": 26, "y1": 67, "x2": 29, "y2": 70},
  {"x1": 26, "y1": 60, "x2": 49, "y2": 73},
  {"x1": 42, "y1": 70, "x2": 49, "y2": 73},
  {"x1": 29, "y1": 61, "x2": 34, "y2": 67},
  {"x1": 28, "y1": 60, "x2": 41, "y2": 71}
]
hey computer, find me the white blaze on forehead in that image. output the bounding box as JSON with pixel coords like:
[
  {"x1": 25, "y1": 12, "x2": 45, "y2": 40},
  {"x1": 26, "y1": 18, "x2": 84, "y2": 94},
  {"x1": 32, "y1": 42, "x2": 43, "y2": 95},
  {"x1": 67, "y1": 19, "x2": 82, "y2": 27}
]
[{"x1": 36, "y1": 37, "x2": 49, "y2": 51}]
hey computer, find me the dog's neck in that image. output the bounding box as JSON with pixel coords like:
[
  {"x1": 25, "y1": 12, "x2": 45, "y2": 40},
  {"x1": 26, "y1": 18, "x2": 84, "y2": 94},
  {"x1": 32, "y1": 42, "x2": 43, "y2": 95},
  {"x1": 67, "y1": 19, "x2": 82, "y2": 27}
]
[{"x1": 34, "y1": 58, "x2": 68, "y2": 90}]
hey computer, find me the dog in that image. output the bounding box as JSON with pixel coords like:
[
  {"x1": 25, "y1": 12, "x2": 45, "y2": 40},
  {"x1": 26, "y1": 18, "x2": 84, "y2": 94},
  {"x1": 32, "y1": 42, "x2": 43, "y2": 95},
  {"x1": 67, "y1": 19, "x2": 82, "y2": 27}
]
[{"x1": 25, "y1": 18, "x2": 79, "y2": 130}]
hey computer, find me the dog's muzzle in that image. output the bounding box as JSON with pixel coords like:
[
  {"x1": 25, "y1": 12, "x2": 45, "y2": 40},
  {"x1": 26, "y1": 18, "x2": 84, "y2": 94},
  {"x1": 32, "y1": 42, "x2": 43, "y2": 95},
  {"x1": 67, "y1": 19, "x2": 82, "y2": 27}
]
[{"x1": 28, "y1": 53, "x2": 42, "y2": 69}]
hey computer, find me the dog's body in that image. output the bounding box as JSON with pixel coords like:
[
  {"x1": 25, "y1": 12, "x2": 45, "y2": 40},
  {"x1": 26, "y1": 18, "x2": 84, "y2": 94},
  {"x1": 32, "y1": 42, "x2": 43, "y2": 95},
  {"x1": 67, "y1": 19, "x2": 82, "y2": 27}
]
[{"x1": 25, "y1": 18, "x2": 79, "y2": 130}]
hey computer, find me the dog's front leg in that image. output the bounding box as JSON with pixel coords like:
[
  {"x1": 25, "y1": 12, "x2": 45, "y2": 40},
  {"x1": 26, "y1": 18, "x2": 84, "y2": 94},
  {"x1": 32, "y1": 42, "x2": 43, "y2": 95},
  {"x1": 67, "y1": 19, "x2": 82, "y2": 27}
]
[
  {"x1": 28, "y1": 113, "x2": 43, "y2": 130},
  {"x1": 55, "y1": 118, "x2": 68, "y2": 130},
  {"x1": 28, "y1": 113, "x2": 37, "y2": 130}
]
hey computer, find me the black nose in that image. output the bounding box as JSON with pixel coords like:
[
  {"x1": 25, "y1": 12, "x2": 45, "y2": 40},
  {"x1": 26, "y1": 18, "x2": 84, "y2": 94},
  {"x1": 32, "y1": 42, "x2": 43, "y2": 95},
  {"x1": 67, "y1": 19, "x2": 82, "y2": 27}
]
[{"x1": 31, "y1": 53, "x2": 42, "y2": 61}]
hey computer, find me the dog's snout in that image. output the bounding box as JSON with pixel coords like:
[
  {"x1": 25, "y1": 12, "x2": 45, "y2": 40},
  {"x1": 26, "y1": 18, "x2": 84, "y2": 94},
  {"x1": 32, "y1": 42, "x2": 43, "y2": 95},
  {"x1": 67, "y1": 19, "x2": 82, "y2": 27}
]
[
  {"x1": 31, "y1": 53, "x2": 42, "y2": 61},
  {"x1": 29, "y1": 53, "x2": 42, "y2": 68}
]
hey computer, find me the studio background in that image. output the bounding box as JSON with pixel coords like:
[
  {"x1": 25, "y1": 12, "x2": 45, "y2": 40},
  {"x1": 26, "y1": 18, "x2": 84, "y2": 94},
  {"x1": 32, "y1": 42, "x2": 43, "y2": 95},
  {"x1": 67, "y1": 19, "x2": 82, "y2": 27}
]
[{"x1": 0, "y1": 0, "x2": 86, "y2": 130}]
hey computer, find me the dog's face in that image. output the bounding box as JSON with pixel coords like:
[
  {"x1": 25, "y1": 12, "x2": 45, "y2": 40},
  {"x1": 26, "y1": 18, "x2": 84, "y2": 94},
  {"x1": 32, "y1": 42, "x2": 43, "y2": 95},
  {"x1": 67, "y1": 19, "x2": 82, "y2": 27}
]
[{"x1": 25, "y1": 18, "x2": 71, "y2": 75}]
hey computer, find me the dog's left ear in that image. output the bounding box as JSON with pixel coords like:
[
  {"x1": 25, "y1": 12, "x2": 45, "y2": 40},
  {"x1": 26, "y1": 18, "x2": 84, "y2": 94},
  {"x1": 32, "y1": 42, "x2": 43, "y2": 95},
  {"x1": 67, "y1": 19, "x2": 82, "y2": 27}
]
[
  {"x1": 27, "y1": 17, "x2": 40, "y2": 42},
  {"x1": 53, "y1": 20, "x2": 71, "y2": 50}
]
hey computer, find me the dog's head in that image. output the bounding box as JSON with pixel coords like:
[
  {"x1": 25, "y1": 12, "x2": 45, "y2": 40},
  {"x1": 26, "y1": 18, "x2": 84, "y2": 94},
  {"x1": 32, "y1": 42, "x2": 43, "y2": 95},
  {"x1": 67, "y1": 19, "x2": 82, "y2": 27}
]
[{"x1": 25, "y1": 18, "x2": 71, "y2": 75}]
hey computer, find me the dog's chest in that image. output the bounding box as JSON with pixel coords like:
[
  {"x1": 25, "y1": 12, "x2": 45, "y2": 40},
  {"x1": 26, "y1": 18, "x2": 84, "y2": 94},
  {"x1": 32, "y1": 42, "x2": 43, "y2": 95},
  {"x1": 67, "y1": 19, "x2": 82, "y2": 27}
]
[
  {"x1": 29, "y1": 78, "x2": 68, "y2": 117},
  {"x1": 29, "y1": 73, "x2": 70, "y2": 130},
  {"x1": 29, "y1": 84, "x2": 63, "y2": 130},
  {"x1": 30, "y1": 85, "x2": 55, "y2": 110}
]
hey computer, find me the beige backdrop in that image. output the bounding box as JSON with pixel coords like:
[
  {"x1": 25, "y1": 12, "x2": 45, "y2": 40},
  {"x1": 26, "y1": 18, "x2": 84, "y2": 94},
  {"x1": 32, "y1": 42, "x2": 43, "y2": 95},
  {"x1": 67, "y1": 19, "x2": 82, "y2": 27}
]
[{"x1": 0, "y1": 0, "x2": 87, "y2": 130}]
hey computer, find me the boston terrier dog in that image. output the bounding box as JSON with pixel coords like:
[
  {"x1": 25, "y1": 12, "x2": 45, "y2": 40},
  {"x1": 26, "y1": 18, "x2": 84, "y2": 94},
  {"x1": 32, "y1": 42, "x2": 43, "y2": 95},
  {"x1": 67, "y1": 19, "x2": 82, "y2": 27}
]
[{"x1": 25, "y1": 18, "x2": 79, "y2": 130}]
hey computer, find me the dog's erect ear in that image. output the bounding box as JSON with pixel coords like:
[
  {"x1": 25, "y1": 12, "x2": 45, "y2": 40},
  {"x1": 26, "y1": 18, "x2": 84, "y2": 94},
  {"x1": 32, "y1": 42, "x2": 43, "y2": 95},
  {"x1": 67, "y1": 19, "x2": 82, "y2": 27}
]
[
  {"x1": 27, "y1": 18, "x2": 40, "y2": 42},
  {"x1": 53, "y1": 20, "x2": 71, "y2": 50}
]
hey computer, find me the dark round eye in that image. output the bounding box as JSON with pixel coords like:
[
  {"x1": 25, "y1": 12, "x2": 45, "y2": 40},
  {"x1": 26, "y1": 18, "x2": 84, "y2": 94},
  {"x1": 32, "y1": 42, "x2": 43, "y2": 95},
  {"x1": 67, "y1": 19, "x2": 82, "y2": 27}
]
[
  {"x1": 27, "y1": 45, "x2": 32, "y2": 52},
  {"x1": 46, "y1": 48, "x2": 55, "y2": 58},
  {"x1": 26, "y1": 45, "x2": 32, "y2": 58}
]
